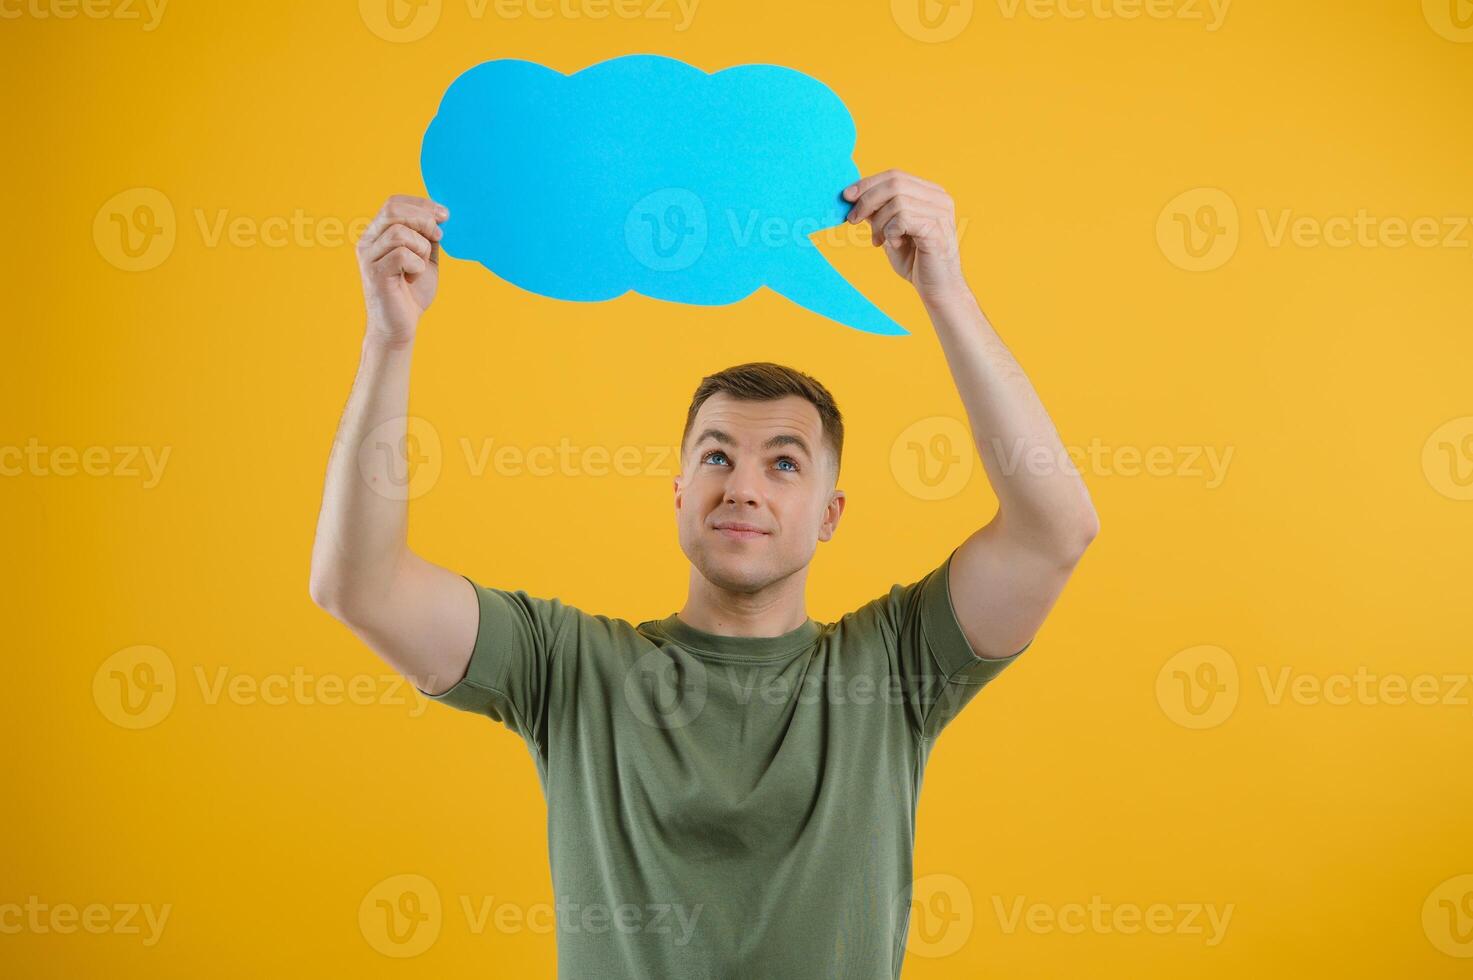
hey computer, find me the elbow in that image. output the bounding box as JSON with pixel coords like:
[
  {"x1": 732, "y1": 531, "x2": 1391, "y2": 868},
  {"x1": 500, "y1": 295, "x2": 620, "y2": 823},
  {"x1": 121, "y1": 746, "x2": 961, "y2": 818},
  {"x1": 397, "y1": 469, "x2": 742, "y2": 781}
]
[
  {"x1": 309, "y1": 566, "x2": 352, "y2": 619},
  {"x1": 1066, "y1": 507, "x2": 1100, "y2": 562},
  {"x1": 1049, "y1": 506, "x2": 1099, "y2": 567},
  {"x1": 308, "y1": 571, "x2": 337, "y2": 615}
]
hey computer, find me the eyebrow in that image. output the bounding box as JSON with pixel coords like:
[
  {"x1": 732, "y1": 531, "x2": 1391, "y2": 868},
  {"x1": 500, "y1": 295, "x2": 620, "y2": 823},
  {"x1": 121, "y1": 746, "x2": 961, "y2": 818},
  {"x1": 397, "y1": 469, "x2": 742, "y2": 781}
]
[{"x1": 692, "y1": 428, "x2": 812, "y2": 459}]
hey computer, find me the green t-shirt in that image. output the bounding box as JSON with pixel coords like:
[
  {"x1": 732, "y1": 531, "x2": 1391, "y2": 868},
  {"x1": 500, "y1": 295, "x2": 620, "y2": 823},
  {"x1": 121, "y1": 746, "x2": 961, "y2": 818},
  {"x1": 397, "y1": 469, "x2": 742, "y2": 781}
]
[{"x1": 429, "y1": 548, "x2": 1026, "y2": 978}]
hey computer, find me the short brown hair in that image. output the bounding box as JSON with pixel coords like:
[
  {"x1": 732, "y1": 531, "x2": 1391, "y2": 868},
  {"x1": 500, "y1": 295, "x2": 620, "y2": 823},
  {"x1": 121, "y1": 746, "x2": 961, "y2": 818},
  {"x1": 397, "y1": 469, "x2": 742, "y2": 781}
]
[{"x1": 681, "y1": 362, "x2": 844, "y2": 480}]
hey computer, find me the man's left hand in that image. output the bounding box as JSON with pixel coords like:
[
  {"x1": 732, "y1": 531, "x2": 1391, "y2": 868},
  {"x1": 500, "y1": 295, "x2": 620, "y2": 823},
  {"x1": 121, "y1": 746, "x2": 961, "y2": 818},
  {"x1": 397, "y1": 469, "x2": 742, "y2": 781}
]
[{"x1": 842, "y1": 169, "x2": 965, "y2": 301}]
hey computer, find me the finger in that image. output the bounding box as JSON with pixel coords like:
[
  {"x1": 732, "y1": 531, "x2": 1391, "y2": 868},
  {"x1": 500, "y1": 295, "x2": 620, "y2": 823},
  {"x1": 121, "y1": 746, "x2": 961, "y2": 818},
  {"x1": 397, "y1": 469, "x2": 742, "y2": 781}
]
[
  {"x1": 846, "y1": 178, "x2": 949, "y2": 227},
  {"x1": 843, "y1": 170, "x2": 948, "y2": 209},
  {"x1": 843, "y1": 168, "x2": 903, "y2": 202},
  {"x1": 363, "y1": 224, "x2": 432, "y2": 265},
  {"x1": 359, "y1": 198, "x2": 448, "y2": 250},
  {"x1": 866, "y1": 197, "x2": 947, "y2": 246},
  {"x1": 881, "y1": 211, "x2": 950, "y2": 251},
  {"x1": 845, "y1": 176, "x2": 903, "y2": 225},
  {"x1": 373, "y1": 245, "x2": 427, "y2": 279},
  {"x1": 866, "y1": 197, "x2": 911, "y2": 245}
]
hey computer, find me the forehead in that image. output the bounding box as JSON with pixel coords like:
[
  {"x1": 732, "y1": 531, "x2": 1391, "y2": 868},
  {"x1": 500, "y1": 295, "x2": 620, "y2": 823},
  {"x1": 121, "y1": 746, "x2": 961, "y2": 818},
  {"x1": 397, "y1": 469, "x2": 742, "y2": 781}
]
[{"x1": 689, "y1": 394, "x2": 822, "y2": 444}]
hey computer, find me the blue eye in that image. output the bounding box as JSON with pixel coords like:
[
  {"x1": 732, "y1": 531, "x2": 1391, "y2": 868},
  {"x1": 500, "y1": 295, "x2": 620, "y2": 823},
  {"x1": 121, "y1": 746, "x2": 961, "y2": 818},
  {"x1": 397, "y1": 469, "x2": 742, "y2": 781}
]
[{"x1": 701, "y1": 450, "x2": 799, "y2": 473}]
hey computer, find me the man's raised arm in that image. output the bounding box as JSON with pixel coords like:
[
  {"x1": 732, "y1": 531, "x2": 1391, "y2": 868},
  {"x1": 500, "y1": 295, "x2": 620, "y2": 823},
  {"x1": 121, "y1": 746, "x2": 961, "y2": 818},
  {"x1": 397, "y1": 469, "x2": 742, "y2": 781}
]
[
  {"x1": 845, "y1": 171, "x2": 1101, "y2": 661},
  {"x1": 308, "y1": 194, "x2": 477, "y2": 696}
]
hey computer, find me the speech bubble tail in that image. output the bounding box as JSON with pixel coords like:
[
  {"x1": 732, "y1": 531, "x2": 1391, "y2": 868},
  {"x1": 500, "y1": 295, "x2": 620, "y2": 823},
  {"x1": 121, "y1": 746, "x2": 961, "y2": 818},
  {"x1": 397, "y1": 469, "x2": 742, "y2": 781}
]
[{"x1": 764, "y1": 246, "x2": 909, "y2": 336}]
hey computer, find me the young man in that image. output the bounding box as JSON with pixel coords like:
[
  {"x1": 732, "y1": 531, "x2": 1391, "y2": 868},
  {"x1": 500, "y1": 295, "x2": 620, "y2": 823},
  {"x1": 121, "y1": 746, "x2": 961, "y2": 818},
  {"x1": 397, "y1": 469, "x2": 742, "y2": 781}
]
[{"x1": 309, "y1": 170, "x2": 1099, "y2": 977}]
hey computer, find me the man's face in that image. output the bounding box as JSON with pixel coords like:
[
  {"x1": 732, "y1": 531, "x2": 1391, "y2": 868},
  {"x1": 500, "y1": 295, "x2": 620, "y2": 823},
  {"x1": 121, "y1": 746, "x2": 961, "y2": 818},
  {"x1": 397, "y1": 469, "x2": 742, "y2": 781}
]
[{"x1": 674, "y1": 393, "x2": 845, "y2": 595}]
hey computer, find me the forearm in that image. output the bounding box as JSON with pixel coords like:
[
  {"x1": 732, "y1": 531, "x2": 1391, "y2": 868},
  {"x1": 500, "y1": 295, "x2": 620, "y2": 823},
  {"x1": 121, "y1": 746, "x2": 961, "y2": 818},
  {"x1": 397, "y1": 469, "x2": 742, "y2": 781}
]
[
  {"x1": 308, "y1": 334, "x2": 416, "y2": 617},
  {"x1": 922, "y1": 283, "x2": 1099, "y2": 555}
]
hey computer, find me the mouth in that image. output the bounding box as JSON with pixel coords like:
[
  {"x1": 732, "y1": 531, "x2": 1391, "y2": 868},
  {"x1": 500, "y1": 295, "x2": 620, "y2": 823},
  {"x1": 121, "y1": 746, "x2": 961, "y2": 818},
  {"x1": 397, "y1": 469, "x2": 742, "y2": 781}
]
[{"x1": 712, "y1": 523, "x2": 770, "y2": 540}]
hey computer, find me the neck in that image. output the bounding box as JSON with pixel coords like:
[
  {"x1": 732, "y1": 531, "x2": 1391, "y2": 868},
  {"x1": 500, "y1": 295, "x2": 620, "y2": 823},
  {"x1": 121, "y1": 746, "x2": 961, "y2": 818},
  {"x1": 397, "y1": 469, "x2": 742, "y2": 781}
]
[{"x1": 677, "y1": 564, "x2": 811, "y2": 637}]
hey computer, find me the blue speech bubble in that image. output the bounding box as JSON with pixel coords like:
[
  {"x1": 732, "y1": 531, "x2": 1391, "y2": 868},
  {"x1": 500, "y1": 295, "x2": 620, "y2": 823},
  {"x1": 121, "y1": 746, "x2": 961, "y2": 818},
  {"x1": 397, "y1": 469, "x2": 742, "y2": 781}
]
[{"x1": 420, "y1": 54, "x2": 906, "y2": 336}]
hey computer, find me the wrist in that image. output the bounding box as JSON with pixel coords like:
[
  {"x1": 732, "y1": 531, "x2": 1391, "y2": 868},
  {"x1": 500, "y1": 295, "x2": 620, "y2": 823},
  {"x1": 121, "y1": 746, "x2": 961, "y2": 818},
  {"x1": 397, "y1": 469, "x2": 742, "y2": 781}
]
[
  {"x1": 361, "y1": 327, "x2": 415, "y2": 360},
  {"x1": 917, "y1": 275, "x2": 975, "y2": 311}
]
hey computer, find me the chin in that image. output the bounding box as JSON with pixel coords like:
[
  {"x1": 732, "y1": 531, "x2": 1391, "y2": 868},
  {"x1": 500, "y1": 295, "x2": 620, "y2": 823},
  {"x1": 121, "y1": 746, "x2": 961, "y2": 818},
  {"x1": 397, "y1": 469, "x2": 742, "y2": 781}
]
[{"x1": 697, "y1": 552, "x2": 775, "y2": 594}]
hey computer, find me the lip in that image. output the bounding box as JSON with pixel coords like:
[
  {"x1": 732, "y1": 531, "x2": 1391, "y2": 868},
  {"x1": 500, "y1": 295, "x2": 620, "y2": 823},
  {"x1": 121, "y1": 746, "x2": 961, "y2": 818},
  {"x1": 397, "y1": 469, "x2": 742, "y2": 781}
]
[{"x1": 713, "y1": 522, "x2": 769, "y2": 539}]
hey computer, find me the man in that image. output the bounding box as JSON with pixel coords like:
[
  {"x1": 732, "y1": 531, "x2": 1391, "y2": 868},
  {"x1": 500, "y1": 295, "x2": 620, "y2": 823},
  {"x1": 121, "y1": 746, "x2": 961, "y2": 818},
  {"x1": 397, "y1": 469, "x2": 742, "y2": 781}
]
[{"x1": 309, "y1": 170, "x2": 1099, "y2": 977}]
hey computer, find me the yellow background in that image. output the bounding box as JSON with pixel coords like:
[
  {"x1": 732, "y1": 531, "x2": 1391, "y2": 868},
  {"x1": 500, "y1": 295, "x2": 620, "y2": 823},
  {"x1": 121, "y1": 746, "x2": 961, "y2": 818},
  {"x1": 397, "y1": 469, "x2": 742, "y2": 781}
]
[{"x1": 5, "y1": 0, "x2": 1472, "y2": 975}]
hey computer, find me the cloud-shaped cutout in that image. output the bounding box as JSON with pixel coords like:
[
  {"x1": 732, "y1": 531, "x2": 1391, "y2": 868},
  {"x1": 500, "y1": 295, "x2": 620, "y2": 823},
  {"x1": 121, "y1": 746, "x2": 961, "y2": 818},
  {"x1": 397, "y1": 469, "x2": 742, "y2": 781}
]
[{"x1": 420, "y1": 54, "x2": 905, "y2": 335}]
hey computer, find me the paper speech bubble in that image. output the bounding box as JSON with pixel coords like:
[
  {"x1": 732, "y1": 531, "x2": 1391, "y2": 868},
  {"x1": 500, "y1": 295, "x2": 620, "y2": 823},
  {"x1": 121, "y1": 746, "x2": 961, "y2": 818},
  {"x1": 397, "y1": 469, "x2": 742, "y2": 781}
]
[{"x1": 420, "y1": 54, "x2": 906, "y2": 335}]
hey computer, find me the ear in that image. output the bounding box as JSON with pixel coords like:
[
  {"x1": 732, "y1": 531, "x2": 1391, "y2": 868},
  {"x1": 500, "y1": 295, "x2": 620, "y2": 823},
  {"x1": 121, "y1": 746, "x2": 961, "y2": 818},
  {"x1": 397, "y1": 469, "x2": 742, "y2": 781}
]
[{"x1": 817, "y1": 489, "x2": 846, "y2": 542}]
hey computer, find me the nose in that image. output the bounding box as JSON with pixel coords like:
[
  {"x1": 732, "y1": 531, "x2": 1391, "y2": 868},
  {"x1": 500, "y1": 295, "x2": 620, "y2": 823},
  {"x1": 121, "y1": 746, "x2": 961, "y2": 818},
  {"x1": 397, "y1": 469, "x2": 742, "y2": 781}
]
[{"x1": 723, "y1": 459, "x2": 763, "y2": 507}]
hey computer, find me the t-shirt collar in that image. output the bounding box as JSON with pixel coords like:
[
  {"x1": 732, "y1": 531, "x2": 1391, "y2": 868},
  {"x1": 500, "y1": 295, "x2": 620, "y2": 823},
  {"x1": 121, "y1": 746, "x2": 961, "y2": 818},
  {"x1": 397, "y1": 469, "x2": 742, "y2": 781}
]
[{"x1": 649, "y1": 613, "x2": 822, "y2": 662}]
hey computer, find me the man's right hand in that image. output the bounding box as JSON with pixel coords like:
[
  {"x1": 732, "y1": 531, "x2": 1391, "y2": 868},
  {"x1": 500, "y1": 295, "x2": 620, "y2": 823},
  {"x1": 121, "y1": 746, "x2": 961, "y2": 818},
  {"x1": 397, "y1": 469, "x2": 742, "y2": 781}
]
[
  {"x1": 313, "y1": 192, "x2": 478, "y2": 698},
  {"x1": 356, "y1": 194, "x2": 449, "y2": 347}
]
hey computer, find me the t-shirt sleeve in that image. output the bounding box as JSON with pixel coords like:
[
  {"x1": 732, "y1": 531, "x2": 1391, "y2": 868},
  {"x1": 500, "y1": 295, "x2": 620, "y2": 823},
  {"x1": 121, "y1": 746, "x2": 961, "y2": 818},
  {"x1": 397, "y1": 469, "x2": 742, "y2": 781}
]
[
  {"x1": 422, "y1": 576, "x2": 573, "y2": 746},
  {"x1": 867, "y1": 547, "x2": 1030, "y2": 740}
]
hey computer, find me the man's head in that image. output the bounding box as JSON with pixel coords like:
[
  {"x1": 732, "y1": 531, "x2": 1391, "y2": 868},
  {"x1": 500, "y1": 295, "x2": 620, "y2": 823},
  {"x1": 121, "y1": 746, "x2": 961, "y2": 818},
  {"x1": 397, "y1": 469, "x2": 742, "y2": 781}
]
[{"x1": 674, "y1": 362, "x2": 846, "y2": 595}]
